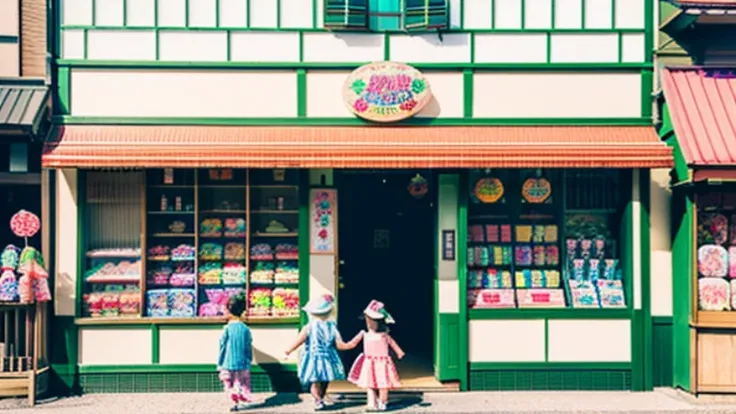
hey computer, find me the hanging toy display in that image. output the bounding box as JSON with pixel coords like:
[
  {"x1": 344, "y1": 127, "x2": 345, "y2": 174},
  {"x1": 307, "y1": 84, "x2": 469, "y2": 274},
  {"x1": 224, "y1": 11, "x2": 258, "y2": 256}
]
[
  {"x1": 407, "y1": 174, "x2": 429, "y2": 199},
  {"x1": 7, "y1": 210, "x2": 50, "y2": 304}
]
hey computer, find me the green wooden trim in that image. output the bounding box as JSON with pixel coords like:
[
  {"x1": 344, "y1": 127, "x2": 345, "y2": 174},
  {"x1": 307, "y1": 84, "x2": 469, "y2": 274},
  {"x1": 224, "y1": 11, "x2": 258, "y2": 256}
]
[
  {"x1": 185, "y1": 0, "x2": 190, "y2": 27},
  {"x1": 433, "y1": 174, "x2": 440, "y2": 376},
  {"x1": 652, "y1": 316, "x2": 673, "y2": 325},
  {"x1": 156, "y1": 324, "x2": 224, "y2": 330},
  {"x1": 78, "y1": 363, "x2": 297, "y2": 374},
  {"x1": 76, "y1": 319, "x2": 299, "y2": 328},
  {"x1": 544, "y1": 318, "x2": 549, "y2": 361},
  {"x1": 298, "y1": 32, "x2": 304, "y2": 62},
  {"x1": 298, "y1": 171, "x2": 310, "y2": 328},
  {"x1": 462, "y1": 69, "x2": 473, "y2": 118},
  {"x1": 643, "y1": 0, "x2": 653, "y2": 63},
  {"x1": 641, "y1": 69, "x2": 653, "y2": 119},
  {"x1": 49, "y1": 316, "x2": 79, "y2": 394},
  {"x1": 296, "y1": 69, "x2": 307, "y2": 117},
  {"x1": 617, "y1": 33, "x2": 623, "y2": 63},
  {"x1": 383, "y1": 33, "x2": 390, "y2": 61},
  {"x1": 470, "y1": 308, "x2": 632, "y2": 319},
  {"x1": 56, "y1": 66, "x2": 72, "y2": 115},
  {"x1": 76, "y1": 171, "x2": 86, "y2": 318},
  {"x1": 56, "y1": 59, "x2": 652, "y2": 70},
  {"x1": 54, "y1": 116, "x2": 655, "y2": 127},
  {"x1": 671, "y1": 189, "x2": 693, "y2": 392},
  {"x1": 151, "y1": 324, "x2": 160, "y2": 364},
  {"x1": 0, "y1": 35, "x2": 19, "y2": 43},
  {"x1": 276, "y1": 0, "x2": 282, "y2": 28},
  {"x1": 640, "y1": 169, "x2": 653, "y2": 391},
  {"x1": 470, "y1": 362, "x2": 632, "y2": 371},
  {"x1": 661, "y1": 104, "x2": 690, "y2": 184},
  {"x1": 457, "y1": 171, "x2": 469, "y2": 391}
]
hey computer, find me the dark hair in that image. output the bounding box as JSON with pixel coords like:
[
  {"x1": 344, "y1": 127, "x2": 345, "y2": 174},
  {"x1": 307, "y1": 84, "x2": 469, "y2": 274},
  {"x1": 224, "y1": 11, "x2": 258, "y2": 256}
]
[
  {"x1": 228, "y1": 293, "x2": 247, "y2": 318},
  {"x1": 359, "y1": 314, "x2": 390, "y2": 333}
]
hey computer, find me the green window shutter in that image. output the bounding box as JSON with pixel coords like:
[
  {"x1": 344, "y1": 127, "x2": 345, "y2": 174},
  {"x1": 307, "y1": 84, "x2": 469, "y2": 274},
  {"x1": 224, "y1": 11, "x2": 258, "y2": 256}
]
[
  {"x1": 403, "y1": 0, "x2": 448, "y2": 31},
  {"x1": 324, "y1": 0, "x2": 369, "y2": 30}
]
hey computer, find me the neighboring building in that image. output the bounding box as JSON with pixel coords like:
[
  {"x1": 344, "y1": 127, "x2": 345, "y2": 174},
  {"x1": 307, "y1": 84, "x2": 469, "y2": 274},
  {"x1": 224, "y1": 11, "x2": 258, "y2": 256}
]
[
  {"x1": 658, "y1": 0, "x2": 736, "y2": 395},
  {"x1": 0, "y1": 0, "x2": 52, "y2": 403},
  {"x1": 43, "y1": 0, "x2": 674, "y2": 394}
]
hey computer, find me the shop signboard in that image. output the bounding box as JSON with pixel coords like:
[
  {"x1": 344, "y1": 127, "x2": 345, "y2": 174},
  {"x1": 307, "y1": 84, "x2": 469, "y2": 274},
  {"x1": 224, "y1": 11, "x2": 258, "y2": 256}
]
[
  {"x1": 343, "y1": 62, "x2": 432, "y2": 123},
  {"x1": 442, "y1": 230, "x2": 455, "y2": 260},
  {"x1": 310, "y1": 189, "x2": 337, "y2": 255}
]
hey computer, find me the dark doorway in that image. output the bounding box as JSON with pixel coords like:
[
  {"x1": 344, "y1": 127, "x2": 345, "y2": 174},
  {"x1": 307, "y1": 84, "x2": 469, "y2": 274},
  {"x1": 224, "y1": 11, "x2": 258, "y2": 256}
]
[{"x1": 336, "y1": 171, "x2": 435, "y2": 368}]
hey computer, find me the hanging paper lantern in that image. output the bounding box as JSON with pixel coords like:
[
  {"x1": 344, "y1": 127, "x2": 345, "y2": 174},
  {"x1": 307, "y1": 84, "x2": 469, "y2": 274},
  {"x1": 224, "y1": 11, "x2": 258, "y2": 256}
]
[
  {"x1": 10, "y1": 210, "x2": 40, "y2": 239},
  {"x1": 408, "y1": 174, "x2": 429, "y2": 199}
]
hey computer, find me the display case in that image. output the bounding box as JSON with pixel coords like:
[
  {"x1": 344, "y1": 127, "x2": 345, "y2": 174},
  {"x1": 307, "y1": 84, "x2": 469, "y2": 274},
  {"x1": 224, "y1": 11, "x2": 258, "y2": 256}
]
[
  {"x1": 81, "y1": 171, "x2": 144, "y2": 318},
  {"x1": 80, "y1": 168, "x2": 301, "y2": 323},
  {"x1": 466, "y1": 169, "x2": 626, "y2": 310}
]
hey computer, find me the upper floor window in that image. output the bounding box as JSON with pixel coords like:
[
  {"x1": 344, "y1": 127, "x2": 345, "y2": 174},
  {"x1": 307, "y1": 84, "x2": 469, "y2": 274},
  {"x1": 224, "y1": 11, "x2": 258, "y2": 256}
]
[{"x1": 324, "y1": 0, "x2": 449, "y2": 32}]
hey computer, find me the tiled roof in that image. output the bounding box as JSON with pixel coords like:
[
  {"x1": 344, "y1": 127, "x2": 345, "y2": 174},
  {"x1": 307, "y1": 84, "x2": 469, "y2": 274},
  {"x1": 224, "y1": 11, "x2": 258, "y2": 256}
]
[
  {"x1": 42, "y1": 125, "x2": 672, "y2": 169},
  {"x1": 661, "y1": 67, "x2": 736, "y2": 166}
]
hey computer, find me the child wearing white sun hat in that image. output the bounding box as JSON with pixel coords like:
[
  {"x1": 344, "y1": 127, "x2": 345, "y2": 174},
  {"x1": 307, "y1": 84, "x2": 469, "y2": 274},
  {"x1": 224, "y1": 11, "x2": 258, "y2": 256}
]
[
  {"x1": 284, "y1": 294, "x2": 361, "y2": 411},
  {"x1": 347, "y1": 300, "x2": 405, "y2": 412}
]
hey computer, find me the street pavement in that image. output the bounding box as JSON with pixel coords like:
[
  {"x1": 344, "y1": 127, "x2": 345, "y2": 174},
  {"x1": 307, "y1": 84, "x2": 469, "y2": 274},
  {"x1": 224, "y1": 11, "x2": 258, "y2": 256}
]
[{"x1": 3, "y1": 388, "x2": 736, "y2": 413}]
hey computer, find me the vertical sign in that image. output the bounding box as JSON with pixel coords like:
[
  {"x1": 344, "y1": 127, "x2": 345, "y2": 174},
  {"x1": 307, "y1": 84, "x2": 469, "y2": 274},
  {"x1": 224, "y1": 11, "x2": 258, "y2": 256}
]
[
  {"x1": 442, "y1": 229, "x2": 455, "y2": 261},
  {"x1": 310, "y1": 189, "x2": 338, "y2": 254}
]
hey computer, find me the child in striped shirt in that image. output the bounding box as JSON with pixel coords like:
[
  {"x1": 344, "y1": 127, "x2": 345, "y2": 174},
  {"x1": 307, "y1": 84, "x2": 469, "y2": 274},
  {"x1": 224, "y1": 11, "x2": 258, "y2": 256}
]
[{"x1": 217, "y1": 293, "x2": 253, "y2": 412}]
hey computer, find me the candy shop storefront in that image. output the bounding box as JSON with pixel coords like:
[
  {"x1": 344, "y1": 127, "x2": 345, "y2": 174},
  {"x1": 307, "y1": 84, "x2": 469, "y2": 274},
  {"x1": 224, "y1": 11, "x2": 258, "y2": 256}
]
[
  {"x1": 662, "y1": 67, "x2": 736, "y2": 394},
  {"x1": 42, "y1": 62, "x2": 674, "y2": 394}
]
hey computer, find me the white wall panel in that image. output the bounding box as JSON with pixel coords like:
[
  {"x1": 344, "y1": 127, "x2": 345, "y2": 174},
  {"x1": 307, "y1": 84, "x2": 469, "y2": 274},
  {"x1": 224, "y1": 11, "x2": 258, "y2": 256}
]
[
  {"x1": 524, "y1": 0, "x2": 552, "y2": 29},
  {"x1": 87, "y1": 30, "x2": 157, "y2": 60},
  {"x1": 315, "y1": 0, "x2": 324, "y2": 28},
  {"x1": 469, "y1": 320, "x2": 545, "y2": 362},
  {"x1": 63, "y1": 0, "x2": 93, "y2": 25},
  {"x1": 0, "y1": 0, "x2": 19, "y2": 36},
  {"x1": 94, "y1": 0, "x2": 124, "y2": 26},
  {"x1": 615, "y1": 0, "x2": 645, "y2": 29},
  {"x1": 158, "y1": 31, "x2": 227, "y2": 61},
  {"x1": 70, "y1": 69, "x2": 298, "y2": 117},
  {"x1": 621, "y1": 33, "x2": 645, "y2": 63},
  {"x1": 0, "y1": 44, "x2": 18, "y2": 78},
  {"x1": 463, "y1": 0, "x2": 492, "y2": 30},
  {"x1": 126, "y1": 0, "x2": 156, "y2": 26},
  {"x1": 473, "y1": 72, "x2": 641, "y2": 118},
  {"x1": 54, "y1": 170, "x2": 78, "y2": 317},
  {"x1": 62, "y1": 30, "x2": 85, "y2": 59},
  {"x1": 474, "y1": 34, "x2": 547, "y2": 63},
  {"x1": 390, "y1": 34, "x2": 470, "y2": 63},
  {"x1": 157, "y1": 0, "x2": 186, "y2": 26},
  {"x1": 303, "y1": 33, "x2": 384, "y2": 63},
  {"x1": 555, "y1": 0, "x2": 582, "y2": 29},
  {"x1": 651, "y1": 169, "x2": 673, "y2": 316},
  {"x1": 219, "y1": 0, "x2": 248, "y2": 27},
  {"x1": 79, "y1": 328, "x2": 152, "y2": 365},
  {"x1": 548, "y1": 320, "x2": 631, "y2": 362},
  {"x1": 249, "y1": 0, "x2": 278, "y2": 28},
  {"x1": 231, "y1": 32, "x2": 300, "y2": 62},
  {"x1": 305, "y1": 71, "x2": 352, "y2": 117},
  {"x1": 188, "y1": 0, "x2": 217, "y2": 27},
  {"x1": 280, "y1": 0, "x2": 313, "y2": 28},
  {"x1": 550, "y1": 33, "x2": 618, "y2": 63},
  {"x1": 416, "y1": 72, "x2": 464, "y2": 118},
  {"x1": 494, "y1": 0, "x2": 522, "y2": 29},
  {"x1": 449, "y1": 0, "x2": 461, "y2": 28},
  {"x1": 159, "y1": 328, "x2": 219, "y2": 364},
  {"x1": 584, "y1": 0, "x2": 612, "y2": 29}
]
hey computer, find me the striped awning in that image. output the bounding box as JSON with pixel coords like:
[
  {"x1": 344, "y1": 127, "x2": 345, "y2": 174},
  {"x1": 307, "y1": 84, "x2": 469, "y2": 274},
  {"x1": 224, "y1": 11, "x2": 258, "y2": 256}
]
[{"x1": 42, "y1": 125, "x2": 673, "y2": 169}]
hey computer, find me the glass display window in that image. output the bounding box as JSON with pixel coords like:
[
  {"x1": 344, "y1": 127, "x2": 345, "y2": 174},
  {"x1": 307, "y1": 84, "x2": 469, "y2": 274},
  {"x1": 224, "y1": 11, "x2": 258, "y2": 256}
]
[{"x1": 466, "y1": 169, "x2": 627, "y2": 310}]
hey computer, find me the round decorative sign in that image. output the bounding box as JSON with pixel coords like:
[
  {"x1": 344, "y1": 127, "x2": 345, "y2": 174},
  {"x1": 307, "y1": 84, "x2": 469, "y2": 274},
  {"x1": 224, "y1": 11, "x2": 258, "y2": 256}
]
[
  {"x1": 474, "y1": 178, "x2": 504, "y2": 203},
  {"x1": 10, "y1": 210, "x2": 40, "y2": 238},
  {"x1": 408, "y1": 174, "x2": 428, "y2": 199},
  {"x1": 343, "y1": 62, "x2": 432, "y2": 123},
  {"x1": 521, "y1": 178, "x2": 552, "y2": 204}
]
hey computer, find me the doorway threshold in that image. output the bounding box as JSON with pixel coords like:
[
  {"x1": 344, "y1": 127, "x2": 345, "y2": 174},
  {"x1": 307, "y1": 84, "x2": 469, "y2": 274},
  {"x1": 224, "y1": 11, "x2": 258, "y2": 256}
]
[{"x1": 330, "y1": 356, "x2": 459, "y2": 393}]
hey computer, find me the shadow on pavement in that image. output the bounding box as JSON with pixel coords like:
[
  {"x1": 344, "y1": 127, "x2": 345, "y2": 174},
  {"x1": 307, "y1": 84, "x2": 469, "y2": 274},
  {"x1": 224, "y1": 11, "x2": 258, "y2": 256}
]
[{"x1": 246, "y1": 392, "x2": 302, "y2": 410}]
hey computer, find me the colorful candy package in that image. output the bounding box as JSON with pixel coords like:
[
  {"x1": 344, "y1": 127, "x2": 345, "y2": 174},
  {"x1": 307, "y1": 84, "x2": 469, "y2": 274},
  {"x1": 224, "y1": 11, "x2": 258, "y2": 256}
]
[
  {"x1": 147, "y1": 289, "x2": 170, "y2": 317},
  {"x1": 169, "y1": 289, "x2": 196, "y2": 317}
]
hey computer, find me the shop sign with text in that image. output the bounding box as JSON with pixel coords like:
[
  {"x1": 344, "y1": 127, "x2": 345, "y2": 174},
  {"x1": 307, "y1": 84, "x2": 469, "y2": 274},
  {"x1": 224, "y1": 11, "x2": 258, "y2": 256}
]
[{"x1": 343, "y1": 62, "x2": 432, "y2": 123}]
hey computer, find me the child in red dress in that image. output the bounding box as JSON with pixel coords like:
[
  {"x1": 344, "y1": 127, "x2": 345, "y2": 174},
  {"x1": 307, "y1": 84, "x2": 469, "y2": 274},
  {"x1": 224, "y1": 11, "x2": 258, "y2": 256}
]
[{"x1": 348, "y1": 300, "x2": 404, "y2": 412}]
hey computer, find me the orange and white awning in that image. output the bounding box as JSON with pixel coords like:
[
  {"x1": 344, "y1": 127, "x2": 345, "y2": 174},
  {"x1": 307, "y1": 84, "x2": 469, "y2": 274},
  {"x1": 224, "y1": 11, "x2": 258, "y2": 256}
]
[{"x1": 42, "y1": 125, "x2": 673, "y2": 169}]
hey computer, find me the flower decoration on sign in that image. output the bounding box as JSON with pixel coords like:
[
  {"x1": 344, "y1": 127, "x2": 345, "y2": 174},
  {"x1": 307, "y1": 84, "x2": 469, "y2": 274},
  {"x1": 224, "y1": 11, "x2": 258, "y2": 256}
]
[
  {"x1": 408, "y1": 174, "x2": 428, "y2": 199},
  {"x1": 343, "y1": 62, "x2": 433, "y2": 123},
  {"x1": 474, "y1": 178, "x2": 504, "y2": 204}
]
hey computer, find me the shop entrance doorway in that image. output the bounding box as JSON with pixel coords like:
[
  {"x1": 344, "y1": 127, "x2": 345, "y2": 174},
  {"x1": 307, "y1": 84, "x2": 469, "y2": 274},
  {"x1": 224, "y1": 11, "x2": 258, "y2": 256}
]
[{"x1": 336, "y1": 170, "x2": 436, "y2": 389}]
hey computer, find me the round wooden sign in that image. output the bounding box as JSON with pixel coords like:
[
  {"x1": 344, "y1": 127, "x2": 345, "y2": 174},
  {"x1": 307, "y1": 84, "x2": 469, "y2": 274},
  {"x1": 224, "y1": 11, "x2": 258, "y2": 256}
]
[
  {"x1": 474, "y1": 178, "x2": 504, "y2": 204},
  {"x1": 343, "y1": 62, "x2": 433, "y2": 123}
]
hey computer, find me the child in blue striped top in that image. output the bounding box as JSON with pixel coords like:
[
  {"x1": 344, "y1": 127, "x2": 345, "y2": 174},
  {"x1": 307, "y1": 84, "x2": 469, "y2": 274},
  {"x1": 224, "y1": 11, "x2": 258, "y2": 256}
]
[{"x1": 217, "y1": 293, "x2": 253, "y2": 412}]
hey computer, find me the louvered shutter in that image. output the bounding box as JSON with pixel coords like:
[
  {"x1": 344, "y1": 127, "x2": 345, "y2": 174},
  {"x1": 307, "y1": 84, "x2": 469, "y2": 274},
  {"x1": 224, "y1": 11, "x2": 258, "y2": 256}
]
[
  {"x1": 403, "y1": 0, "x2": 448, "y2": 31},
  {"x1": 324, "y1": 0, "x2": 369, "y2": 30}
]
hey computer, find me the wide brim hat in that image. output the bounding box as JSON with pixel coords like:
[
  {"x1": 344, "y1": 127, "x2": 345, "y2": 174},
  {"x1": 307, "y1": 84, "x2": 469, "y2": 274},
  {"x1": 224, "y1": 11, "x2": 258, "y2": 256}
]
[
  {"x1": 363, "y1": 300, "x2": 395, "y2": 324},
  {"x1": 302, "y1": 294, "x2": 335, "y2": 315}
]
